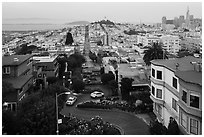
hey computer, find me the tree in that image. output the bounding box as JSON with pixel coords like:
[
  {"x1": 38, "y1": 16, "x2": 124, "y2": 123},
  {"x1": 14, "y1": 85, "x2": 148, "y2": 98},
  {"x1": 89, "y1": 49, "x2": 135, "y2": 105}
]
[
  {"x1": 101, "y1": 73, "x2": 115, "y2": 85},
  {"x1": 2, "y1": 81, "x2": 15, "y2": 101},
  {"x1": 71, "y1": 68, "x2": 83, "y2": 81},
  {"x1": 89, "y1": 51, "x2": 97, "y2": 62},
  {"x1": 120, "y1": 78, "x2": 133, "y2": 100},
  {"x1": 67, "y1": 53, "x2": 86, "y2": 70},
  {"x1": 46, "y1": 77, "x2": 59, "y2": 85},
  {"x1": 143, "y1": 42, "x2": 168, "y2": 66},
  {"x1": 2, "y1": 110, "x2": 21, "y2": 135},
  {"x1": 18, "y1": 95, "x2": 56, "y2": 135},
  {"x1": 167, "y1": 118, "x2": 180, "y2": 135},
  {"x1": 108, "y1": 80, "x2": 118, "y2": 96},
  {"x1": 72, "y1": 79, "x2": 85, "y2": 93},
  {"x1": 57, "y1": 55, "x2": 68, "y2": 79},
  {"x1": 149, "y1": 120, "x2": 167, "y2": 135},
  {"x1": 65, "y1": 31, "x2": 74, "y2": 45}
]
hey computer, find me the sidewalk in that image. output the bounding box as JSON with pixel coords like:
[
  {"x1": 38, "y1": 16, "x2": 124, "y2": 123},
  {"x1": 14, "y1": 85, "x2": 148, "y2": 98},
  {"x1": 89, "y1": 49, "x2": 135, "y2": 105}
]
[{"x1": 135, "y1": 113, "x2": 156, "y2": 126}]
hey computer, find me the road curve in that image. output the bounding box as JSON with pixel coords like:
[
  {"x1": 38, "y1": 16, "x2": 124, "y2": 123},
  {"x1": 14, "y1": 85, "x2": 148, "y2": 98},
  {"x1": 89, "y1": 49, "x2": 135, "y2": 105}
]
[{"x1": 61, "y1": 94, "x2": 150, "y2": 135}]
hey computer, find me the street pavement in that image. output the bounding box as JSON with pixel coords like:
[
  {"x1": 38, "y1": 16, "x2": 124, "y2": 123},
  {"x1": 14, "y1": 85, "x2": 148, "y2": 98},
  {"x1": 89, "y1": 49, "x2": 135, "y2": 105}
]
[{"x1": 61, "y1": 93, "x2": 150, "y2": 135}]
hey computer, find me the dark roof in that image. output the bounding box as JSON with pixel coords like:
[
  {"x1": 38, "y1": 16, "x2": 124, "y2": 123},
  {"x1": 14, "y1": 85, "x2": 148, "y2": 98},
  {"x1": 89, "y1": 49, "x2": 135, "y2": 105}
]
[
  {"x1": 3, "y1": 75, "x2": 33, "y2": 89},
  {"x1": 175, "y1": 71, "x2": 202, "y2": 86},
  {"x1": 2, "y1": 54, "x2": 33, "y2": 66},
  {"x1": 151, "y1": 56, "x2": 202, "y2": 72}
]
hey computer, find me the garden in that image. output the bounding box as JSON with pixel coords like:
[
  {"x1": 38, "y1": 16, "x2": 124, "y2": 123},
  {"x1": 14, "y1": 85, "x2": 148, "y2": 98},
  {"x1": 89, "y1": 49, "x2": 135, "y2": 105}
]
[
  {"x1": 76, "y1": 97, "x2": 153, "y2": 114},
  {"x1": 58, "y1": 114, "x2": 121, "y2": 135}
]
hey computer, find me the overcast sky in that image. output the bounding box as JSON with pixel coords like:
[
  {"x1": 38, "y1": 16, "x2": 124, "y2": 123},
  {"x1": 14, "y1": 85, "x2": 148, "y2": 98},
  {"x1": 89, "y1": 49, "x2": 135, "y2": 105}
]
[{"x1": 2, "y1": 2, "x2": 202, "y2": 24}]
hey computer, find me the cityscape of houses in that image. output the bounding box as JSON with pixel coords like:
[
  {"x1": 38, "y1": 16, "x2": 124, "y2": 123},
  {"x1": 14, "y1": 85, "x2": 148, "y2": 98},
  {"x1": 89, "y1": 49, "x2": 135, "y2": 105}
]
[{"x1": 2, "y1": 5, "x2": 202, "y2": 135}]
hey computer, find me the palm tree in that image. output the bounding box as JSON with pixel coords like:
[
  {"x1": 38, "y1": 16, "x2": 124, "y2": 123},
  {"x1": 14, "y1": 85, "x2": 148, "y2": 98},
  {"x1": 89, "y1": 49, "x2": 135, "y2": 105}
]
[{"x1": 143, "y1": 42, "x2": 168, "y2": 66}]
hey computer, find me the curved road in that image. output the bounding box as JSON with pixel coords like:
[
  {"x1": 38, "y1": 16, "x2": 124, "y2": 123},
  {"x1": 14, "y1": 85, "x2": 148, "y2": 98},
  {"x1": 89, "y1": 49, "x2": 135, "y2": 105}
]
[{"x1": 61, "y1": 94, "x2": 150, "y2": 135}]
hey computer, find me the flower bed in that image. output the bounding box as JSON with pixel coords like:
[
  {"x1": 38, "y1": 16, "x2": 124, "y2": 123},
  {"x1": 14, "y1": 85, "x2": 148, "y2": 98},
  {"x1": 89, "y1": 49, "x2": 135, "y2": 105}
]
[
  {"x1": 77, "y1": 99, "x2": 153, "y2": 114},
  {"x1": 59, "y1": 115, "x2": 121, "y2": 135}
]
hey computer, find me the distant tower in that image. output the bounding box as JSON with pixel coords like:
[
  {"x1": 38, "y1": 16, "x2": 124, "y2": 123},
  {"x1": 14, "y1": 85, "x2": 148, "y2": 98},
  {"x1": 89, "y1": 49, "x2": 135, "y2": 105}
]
[
  {"x1": 162, "y1": 16, "x2": 167, "y2": 24},
  {"x1": 84, "y1": 25, "x2": 90, "y2": 56},
  {"x1": 179, "y1": 15, "x2": 185, "y2": 27},
  {"x1": 186, "y1": 6, "x2": 190, "y2": 28}
]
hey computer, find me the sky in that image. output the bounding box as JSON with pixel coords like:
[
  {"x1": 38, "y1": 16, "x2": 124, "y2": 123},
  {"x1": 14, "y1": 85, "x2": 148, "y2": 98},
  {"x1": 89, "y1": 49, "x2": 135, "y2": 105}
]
[{"x1": 2, "y1": 2, "x2": 202, "y2": 24}]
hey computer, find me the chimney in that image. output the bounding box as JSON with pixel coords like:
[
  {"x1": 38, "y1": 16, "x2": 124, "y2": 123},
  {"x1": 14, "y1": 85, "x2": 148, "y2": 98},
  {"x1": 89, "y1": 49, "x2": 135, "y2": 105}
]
[
  {"x1": 14, "y1": 58, "x2": 19, "y2": 62},
  {"x1": 175, "y1": 63, "x2": 179, "y2": 70}
]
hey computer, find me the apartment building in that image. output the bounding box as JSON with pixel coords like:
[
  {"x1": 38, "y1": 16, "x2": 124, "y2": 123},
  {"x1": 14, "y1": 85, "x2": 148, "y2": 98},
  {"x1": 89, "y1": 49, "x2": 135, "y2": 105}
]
[
  {"x1": 33, "y1": 55, "x2": 59, "y2": 85},
  {"x1": 2, "y1": 54, "x2": 34, "y2": 111},
  {"x1": 150, "y1": 56, "x2": 202, "y2": 135},
  {"x1": 160, "y1": 35, "x2": 180, "y2": 55},
  {"x1": 137, "y1": 35, "x2": 160, "y2": 47}
]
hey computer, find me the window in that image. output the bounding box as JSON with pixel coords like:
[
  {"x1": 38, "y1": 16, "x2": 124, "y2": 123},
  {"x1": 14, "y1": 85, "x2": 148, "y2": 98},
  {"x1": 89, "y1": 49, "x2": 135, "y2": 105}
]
[
  {"x1": 190, "y1": 95, "x2": 199, "y2": 109},
  {"x1": 157, "y1": 70, "x2": 162, "y2": 80},
  {"x1": 173, "y1": 77, "x2": 177, "y2": 89},
  {"x1": 152, "y1": 68, "x2": 155, "y2": 78},
  {"x1": 172, "y1": 98, "x2": 177, "y2": 111},
  {"x1": 156, "y1": 89, "x2": 162, "y2": 99},
  {"x1": 181, "y1": 112, "x2": 187, "y2": 129},
  {"x1": 182, "y1": 90, "x2": 187, "y2": 103},
  {"x1": 3, "y1": 67, "x2": 10, "y2": 74},
  {"x1": 190, "y1": 119, "x2": 198, "y2": 135},
  {"x1": 151, "y1": 86, "x2": 155, "y2": 96}
]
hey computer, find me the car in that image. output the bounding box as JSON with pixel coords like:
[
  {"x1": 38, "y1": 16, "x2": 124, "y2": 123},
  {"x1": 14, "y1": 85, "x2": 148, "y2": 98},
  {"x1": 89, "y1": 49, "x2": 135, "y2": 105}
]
[
  {"x1": 66, "y1": 96, "x2": 77, "y2": 106},
  {"x1": 90, "y1": 91, "x2": 104, "y2": 98}
]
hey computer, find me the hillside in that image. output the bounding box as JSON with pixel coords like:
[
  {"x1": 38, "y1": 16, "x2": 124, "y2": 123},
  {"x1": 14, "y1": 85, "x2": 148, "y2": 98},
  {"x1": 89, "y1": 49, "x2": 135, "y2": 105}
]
[{"x1": 65, "y1": 21, "x2": 90, "y2": 25}]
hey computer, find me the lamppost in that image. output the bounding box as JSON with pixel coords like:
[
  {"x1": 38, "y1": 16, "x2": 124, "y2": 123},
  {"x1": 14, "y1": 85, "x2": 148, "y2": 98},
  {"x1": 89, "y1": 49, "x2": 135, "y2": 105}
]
[{"x1": 56, "y1": 91, "x2": 71, "y2": 135}]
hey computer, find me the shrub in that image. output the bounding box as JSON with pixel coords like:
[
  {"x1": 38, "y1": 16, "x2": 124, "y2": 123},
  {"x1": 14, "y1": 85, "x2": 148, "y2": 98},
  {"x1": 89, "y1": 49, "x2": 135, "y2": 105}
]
[
  {"x1": 101, "y1": 73, "x2": 115, "y2": 84},
  {"x1": 149, "y1": 120, "x2": 167, "y2": 135}
]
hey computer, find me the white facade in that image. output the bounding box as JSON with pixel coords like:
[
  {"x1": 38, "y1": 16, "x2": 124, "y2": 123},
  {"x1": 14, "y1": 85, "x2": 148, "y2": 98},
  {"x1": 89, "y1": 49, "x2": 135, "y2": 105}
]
[
  {"x1": 160, "y1": 35, "x2": 180, "y2": 54},
  {"x1": 150, "y1": 64, "x2": 179, "y2": 127},
  {"x1": 137, "y1": 35, "x2": 160, "y2": 47}
]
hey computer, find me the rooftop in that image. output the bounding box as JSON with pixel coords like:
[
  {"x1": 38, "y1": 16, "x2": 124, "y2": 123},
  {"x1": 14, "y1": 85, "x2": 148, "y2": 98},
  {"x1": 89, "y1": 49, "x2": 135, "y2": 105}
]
[
  {"x1": 151, "y1": 56, "x2": 202, "y2": 72},
  {"x1": 33, "y1": 55, "x2": 57, "y2": 63},
  {"x1": 175, "y1": 70, "x2": 202, "y2": 86},
  {"x1": 2, "y1": 54, "x2": 33, "y2": 66},
  {"x1": 3, "y1": 75, "x2": 33, "y2": 89}
]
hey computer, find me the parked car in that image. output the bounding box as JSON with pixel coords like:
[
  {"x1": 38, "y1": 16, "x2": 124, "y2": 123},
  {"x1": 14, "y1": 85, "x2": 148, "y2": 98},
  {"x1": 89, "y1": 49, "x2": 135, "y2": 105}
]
[
  {"x1": 90, "y1": 91, "x2": 104, "y2": 98},
  {"x1": 66, "y1": 96, "x2": 77, "y2": 106}
]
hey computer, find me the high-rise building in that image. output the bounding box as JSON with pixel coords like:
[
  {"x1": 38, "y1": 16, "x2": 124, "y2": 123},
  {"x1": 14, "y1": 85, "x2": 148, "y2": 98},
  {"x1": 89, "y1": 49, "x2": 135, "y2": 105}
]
[
  {"x1": 173, "y1": 17, "x2": 179, "y2": 28},
  {"x1": 190, "y1": 15, "x2": 194, "y2": 21},
  {"x1": 186, "y1": 6, "x2": 190, "y2": 28},
  {"x1": 162, "y1": 16, "x2": 167, "y2": 24},
  {"x1": 179, "y1": 15, "x2": 185, "y2": 27}
]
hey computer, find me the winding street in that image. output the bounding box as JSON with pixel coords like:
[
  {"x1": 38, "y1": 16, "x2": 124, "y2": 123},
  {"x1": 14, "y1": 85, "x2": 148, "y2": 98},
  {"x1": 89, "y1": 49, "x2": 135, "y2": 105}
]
[{"x1": 60, "y1": 93, "x2": 150, "y2": 135}]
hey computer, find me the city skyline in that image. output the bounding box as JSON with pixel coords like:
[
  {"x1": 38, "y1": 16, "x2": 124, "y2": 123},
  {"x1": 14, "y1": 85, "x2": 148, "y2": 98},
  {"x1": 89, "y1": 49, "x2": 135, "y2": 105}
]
[{"x1": 2, "y1": 2, "x2": 202, "y2": 24}]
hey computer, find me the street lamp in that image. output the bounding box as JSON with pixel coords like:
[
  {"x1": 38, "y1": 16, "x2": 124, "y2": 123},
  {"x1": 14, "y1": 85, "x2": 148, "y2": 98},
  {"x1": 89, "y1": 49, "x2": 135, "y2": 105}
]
[
  {"x1": 56, "y1": 91, "x2": 71, "y2": 135},
  {"x1": 63, "y1": 76, "x2": 66, "y2": 87}
]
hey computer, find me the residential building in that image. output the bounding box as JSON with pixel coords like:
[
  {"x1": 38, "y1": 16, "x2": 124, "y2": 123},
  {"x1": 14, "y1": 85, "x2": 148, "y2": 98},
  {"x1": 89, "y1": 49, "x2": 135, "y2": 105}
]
[
  {"x1": 137, "y1": 35, "x2": 160, "y2": 47},
  {"x1": 150, "y1": 56, "x2": 202, "y2": 135},
  {"x1": 2, "y1": 54, "x2": 34, "y2": 111},
  {"x1": 33, "y1": 55, "x2": 59, "y2": 87},
  {"x1": 160, "y1": 35, "x2": 180, "y2": 54}
]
